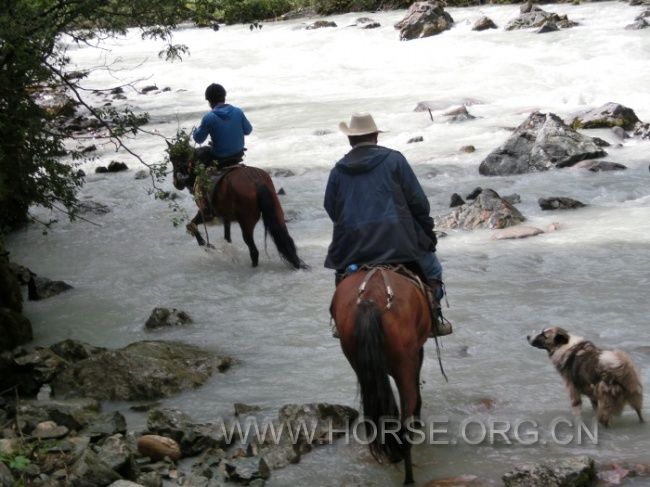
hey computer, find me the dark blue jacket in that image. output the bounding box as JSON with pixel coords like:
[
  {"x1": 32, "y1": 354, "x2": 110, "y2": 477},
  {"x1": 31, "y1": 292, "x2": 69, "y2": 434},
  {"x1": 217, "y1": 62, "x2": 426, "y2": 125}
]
[
  {"x1": 193, "y1": 104, "x2": 252, "y2": 158},
  {"x1": 324, "y1": 144, "x2": 437, "y2": 271}
]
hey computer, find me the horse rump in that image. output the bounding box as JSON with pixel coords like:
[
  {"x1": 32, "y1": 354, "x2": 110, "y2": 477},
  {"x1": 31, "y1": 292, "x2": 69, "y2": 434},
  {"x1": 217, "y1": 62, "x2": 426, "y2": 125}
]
[
  {"x1": 255, "y1": 184, "x2": 307, "y2": 270},
  {"x1": 354, "y1": 299, "x2": 406, "y2": 464}
]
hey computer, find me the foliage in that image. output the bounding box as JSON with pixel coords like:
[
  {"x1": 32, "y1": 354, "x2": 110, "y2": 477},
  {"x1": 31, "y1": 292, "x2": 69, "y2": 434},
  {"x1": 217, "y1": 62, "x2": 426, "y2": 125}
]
[
  {"x1": 165, "y1": 129, "x2": 194, "y2": 165},
  {"x1": 216, "y1": 0, "x2": 295, "y2": 24},
  {"x1": 0, "y1": 0, "x2": 221, "y2": 233}
]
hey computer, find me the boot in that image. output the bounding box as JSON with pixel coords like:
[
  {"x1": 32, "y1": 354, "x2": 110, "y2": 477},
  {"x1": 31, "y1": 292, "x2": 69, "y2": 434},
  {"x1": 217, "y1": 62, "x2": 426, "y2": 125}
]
[{"x1": 426, "y1": 279, "x2": 453, "y2": 337}]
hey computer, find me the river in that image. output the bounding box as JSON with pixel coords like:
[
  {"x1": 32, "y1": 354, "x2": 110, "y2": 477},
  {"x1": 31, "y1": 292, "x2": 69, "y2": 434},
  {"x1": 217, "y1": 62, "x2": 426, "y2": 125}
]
[{"x1": 7, "y1": 2, "x2": 650, "y2": 485}]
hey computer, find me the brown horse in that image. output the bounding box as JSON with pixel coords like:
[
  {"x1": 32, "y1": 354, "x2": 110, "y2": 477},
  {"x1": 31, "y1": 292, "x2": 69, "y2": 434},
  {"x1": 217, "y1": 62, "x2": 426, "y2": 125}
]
[
  {"x1": 331, "y1": 267, "x2": 431, "y2": 485},
  {"x1": 169, "y1": 148, "x2": 306, "y2": 269}
]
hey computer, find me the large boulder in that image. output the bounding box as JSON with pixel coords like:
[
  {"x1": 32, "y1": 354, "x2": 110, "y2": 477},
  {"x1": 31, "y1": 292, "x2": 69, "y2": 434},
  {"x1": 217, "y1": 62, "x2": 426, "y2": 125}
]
[
  {"x1": 0, "y1": 309, "x2": 33, "y2": 352},
  {"x1": 0, "y1": 255, "x2": 22, "y2": 312},
  {"x1": 145, "y1": 308, "x2": 192, "y2": 330},
  {"x1": 478, "y1": 112, "x2": 607, "y2": 176},
  {"x1": 436, "y1": 189, "x2": 525, "y2": 230},
  {"x1": 569, "y1": 102, "x2": 640, "y2": 130},
  {"x1": 395, "y1": 1, "x2": 454, "y2": 41},
  {"x1": 51, "y1": 341, "x2": 232, "y2": 401},
  {"x1": 503, "y1": 455, "x2": 596, "y2": 486},
  {"x1": 28, "y1": 275, "x2": 73, "y2": 300},
  {"x1": 539, "y1": 197, "x2": 585, "y2": 210},
  {"x1": 505, "y1": 5, "x2": 578, "y2": 31},
  {"x1": 473, "y1": 16, "x2": 497, "y2": 31}
]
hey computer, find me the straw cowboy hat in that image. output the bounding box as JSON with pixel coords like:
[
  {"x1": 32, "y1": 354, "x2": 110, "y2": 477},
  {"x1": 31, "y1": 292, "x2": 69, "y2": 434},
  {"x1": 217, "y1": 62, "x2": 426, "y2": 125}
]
[{"x1": 339, "y1": 113, "x2": 384, "y2": 136}]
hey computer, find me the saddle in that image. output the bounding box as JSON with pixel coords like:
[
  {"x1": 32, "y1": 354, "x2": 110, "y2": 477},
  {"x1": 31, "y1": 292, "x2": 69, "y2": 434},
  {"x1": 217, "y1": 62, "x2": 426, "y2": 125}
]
[{"x1": 192, "y1": 164, "x2": 244, "y2": 216}]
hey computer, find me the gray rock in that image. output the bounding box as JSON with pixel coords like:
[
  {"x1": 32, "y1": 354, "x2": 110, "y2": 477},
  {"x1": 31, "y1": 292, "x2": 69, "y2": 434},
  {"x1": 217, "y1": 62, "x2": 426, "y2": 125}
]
[
  {"x1": 109, "y1": 482, "x2": 144, "y2": 487},
  {"x1": 633, "y1": 121, "x2": 650, "y2": 139},
  {"x1": 466, "y1": 187, "x2": 483, "y2": 200},
  {"x1": 537, "y1": 21, "x2": 559, "y2": 33},
  {"x1": 134, "y1": 170, "x2": 149, "y2": 180},
  {"x1": 611, "y1": 126, "x2": 628, "y2": 140},
  {"x1": 625, "y1": 18, "x2": 648, "y2": 29},
  {"x1": 223, "y1": 457, "x2": 270, "y2": 483},
  {"x1": 460, "y1": 145, "x2": 476, "y2": 153},
  {"x1": 569, "y1": 102, "x2": 640, "y2": 130},
  {"x1": 146, "y1": 408, "x2": 231, "y2": 456},
  {"x1": 306, "y1": 20, "x2": 337, "y2": 29},
  {"x1": 503, "y1": 455, "x2": 596, "y2": 486},
  {"x1": 278, "y1": 403, "x2": 358, "y2": 444},
  {"x1": 473, "y1": 16, "x2": 497, "y2": 31},
  {"x1": 363, "y1": 22, "x2": 381, "y2": 29},
  {"x1": 539, "y1": 197, "x2": 586, "y2": 210},
  {"x1": 135, "y1": 472, "x2": 162, "y2": 487},
  {"x1": 69, "y1": 449, "x2": 122, "y2": 486},
  {"x1": 16, "y1": 398, "x2": 101, "y2": 432},
  {"x1": 478, "y1": 112, "x2": 607, "y2": 176},
  {"x1": 450, "y1": 193, "x2": 465, "y2": 207},
  {"x1": 505, "y1": 7, "x2": 577, "y2": 30},
  {"x1": 14, "y1": 347, "x2": 68, "y2": 384},
  {"x1": 7, "y1": 262, "x2": 31, "y2": 286},
  {"x1": 571, "y1": 160, "x2": 627, "y2": 172},
  {"x1": 0, "y1": 309, "x2": 32, "y2": 352},
  {"x1": 108, "y1": 161, "x2": 128, "y2": 172},
  {"x1": 28, "y1": 275, "x2": 73, "y2": 300},
  {"x1": 99, "y1": 434, "x2": 135, "y2": 472},
  {"x1": 83, "y1": 411, "x2": 127, "y2": 439},
  {"x1": 144, "y1": 308, "x2": 192, "y2": 330},
  {"x1": 234, "y1": 403, "x2": 262, "y2": 416},
  {"x1": 50, "y1": 339, "x2": 106, "y2": 362},
  {"x1": 501, "y1": 194, "x2": 520, "y2": 205},
  {"x1": 443, "y1": 106, "x2": 476, "y2": 122},
  {"x1": 395, "y1": 1, "x2": 454, "y2": 40},
  {"x1": 437, "y1": 189, "x2": 525, "y2": 230},
  {"x1": 140, "y1": 85, "x2": 158, "y2": 94},
  {"x1": 408, "y1": 136, "x2": 424, "y2": 144},
  {"x1": 0, "y1": 257, "x2": 23, "y2": 312},
  {"x1": 52, "y1": 341, "x2": 232, "y2": 401}
]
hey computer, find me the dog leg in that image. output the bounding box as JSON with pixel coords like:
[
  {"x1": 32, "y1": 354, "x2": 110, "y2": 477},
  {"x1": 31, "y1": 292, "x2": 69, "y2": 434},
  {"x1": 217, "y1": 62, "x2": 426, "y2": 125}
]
[
  {"x1": 629, "y1": 392, "x2": 644, "y2": 423},
  {"x1": 569, "y1": 385, "x2": 583, "y2": 417}
]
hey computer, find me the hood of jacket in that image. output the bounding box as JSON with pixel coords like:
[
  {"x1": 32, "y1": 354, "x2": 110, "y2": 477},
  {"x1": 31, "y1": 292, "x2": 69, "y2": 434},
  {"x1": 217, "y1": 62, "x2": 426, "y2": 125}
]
[
  {"x1": 335, "y1": 145, "x2": 392, "y2": 175},
  {"x1": 212, "y1": 104, "x2": 235, "y2": 120}
]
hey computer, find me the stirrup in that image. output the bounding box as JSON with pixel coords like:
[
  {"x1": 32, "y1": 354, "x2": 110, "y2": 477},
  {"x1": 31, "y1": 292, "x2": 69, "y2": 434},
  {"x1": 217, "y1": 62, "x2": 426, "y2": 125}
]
[{"x1": 430, "y1": 310, "x2": 453, "y2": 337}]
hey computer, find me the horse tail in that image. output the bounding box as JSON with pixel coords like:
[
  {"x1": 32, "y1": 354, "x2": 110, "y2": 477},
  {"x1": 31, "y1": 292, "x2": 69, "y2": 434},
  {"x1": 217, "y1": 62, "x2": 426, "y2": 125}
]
[
  {"x1": 354, "y1": 299, "x2": 405, "y2": 464},
  {"x1": 256, "y1": 184, "x2": 306, "y2": 270}
]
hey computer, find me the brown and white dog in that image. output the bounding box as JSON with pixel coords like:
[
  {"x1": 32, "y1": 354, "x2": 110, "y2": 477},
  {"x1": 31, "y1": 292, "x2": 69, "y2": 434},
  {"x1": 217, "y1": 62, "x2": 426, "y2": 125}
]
[{"x1": 528, "y1": 327, "x2": 644, "y2": 426}]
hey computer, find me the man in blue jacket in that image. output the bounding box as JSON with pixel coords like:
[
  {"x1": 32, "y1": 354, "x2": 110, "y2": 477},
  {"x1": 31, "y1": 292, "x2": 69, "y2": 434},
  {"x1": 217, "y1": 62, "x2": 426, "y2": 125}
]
[
  {"x1": 324, "y1": 112, "x2": 452, "y2": 337},
  {"x1": 192, "y1": 83, "x2": 253, "y2": 168}
]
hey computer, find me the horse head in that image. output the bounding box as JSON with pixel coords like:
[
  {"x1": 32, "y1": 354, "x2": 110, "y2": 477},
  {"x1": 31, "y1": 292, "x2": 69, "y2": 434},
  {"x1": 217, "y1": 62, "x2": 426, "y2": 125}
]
[{"x1": 166, "y1": 139, "x2": 194, "y2": 191}]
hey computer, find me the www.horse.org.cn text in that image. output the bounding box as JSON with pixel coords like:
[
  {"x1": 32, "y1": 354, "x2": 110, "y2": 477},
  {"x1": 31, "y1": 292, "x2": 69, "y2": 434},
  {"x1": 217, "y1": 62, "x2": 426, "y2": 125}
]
[{"x1": 211, "y1": 416, "x2": 599, "y2": 447}]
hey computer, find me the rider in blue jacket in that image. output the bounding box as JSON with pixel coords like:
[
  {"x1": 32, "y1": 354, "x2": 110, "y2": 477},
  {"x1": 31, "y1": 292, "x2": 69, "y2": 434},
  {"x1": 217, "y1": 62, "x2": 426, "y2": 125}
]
[
  {"x1": 324, "y1": 113, "x2": 452, "y2": 337},
  {"x1": 193, "y1": 83, "x2": 252, "y2": 167}
]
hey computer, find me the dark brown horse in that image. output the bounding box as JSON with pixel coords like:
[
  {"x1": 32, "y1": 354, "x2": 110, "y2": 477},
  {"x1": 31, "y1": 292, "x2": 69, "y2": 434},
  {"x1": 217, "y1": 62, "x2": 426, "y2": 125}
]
[
  {"x1": 331, "y1": 268, "x2": 431, "y2": 485},
  {"x1": 169, "y1": 148, "x2": 306, "y2": 269}
]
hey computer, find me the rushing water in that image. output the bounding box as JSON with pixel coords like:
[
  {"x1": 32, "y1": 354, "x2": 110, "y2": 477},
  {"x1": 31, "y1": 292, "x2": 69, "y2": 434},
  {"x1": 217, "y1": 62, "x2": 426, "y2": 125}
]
[{"x1": 7, "y1": 2, "x2": 650, "y2": 485}]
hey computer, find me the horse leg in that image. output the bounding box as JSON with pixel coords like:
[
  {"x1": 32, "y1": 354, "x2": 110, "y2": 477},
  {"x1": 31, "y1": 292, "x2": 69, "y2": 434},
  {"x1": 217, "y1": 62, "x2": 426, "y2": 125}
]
[
  {"x1": 415, "y1": 348, "x2": 424, "y2": 419},
  {"x1": 186, "y1": 212, "x2": 206, "y2": 246},
  {"x1": 224, "y1": 220, "x2": 231, "y2": 243},
  {"x1": 396, "y1": 363, "x2": 421, "y2": 485},
  {"x1": 239, "y1": 220, "x2": 259, "y2": 267}
]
